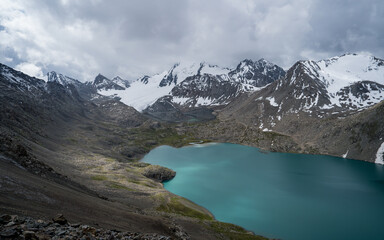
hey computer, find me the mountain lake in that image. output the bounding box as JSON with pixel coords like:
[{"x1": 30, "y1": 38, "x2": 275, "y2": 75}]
[{"x1": 141, "y1": 143, "x2": 384, "y2": 240}]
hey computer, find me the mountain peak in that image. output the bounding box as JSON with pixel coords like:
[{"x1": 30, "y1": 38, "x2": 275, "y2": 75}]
[
  {"x1": 47, "y1": 71, "x2": 60, "y2": 82},
  {"x1": 93, "y1": 73, "x2": 128, "y2": 91},
  {"x1": 240, "y1": 59, "x2": 254, "y2": 65},
  {"x1": 275, "y1": 53, "x2": 384, "y2": 111},
  {"x1": 47, "y1": 71, "x2": 82, "y2": 87},
  {"x1": 112, "y1": 76, "x2": 123, "y2": 81},
  {"x1": 95, "y1": 73, "x2": 107, "y2": 80},
  {"x1": 229, "y1": 58, "x2": 286, "y2": 87}
]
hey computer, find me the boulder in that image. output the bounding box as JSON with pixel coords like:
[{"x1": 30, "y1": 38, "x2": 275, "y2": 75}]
[{"x1": 52, "y1": 214, "x2": 67, "y2": 225}]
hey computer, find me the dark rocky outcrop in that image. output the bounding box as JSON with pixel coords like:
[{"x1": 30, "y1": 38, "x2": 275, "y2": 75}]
[{"x1": 141, "y1": 165, "x2": 176, "y2": 182}]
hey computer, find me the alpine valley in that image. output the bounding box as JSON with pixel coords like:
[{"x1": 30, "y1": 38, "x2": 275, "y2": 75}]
[{"x1": 1, "y1": 53, "x2": 384, "y2": 239}]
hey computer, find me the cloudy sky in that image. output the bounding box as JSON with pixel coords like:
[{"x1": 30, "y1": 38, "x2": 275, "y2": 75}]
[{"x1": 0, "y1": 0, "x2": 383, "y2": 81}]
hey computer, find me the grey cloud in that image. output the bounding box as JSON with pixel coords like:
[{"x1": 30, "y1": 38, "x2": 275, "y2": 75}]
[
  {"x1": 0, "y1": 0, "x2": 383, "y2": 81},
  {"x1": 306, "y1": 0, "x2": 384, "y2": 55},
  {"x1": 0, "y1": 47, "x2": 21, "y2": 64}
]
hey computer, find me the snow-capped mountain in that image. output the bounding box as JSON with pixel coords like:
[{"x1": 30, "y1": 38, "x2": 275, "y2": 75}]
[
  {"x1": 0, "y1": 63, "x2": 45, "y2": 95},
  {"x1": 1, "y1": 63, "x2": 143, "y2": 127},
  {"x1": 269, "y1": 53, "x2": 384, "y2": 112},
  {"x1": 47, "y1": 71, "x2": 82, "y2": 86},
  {"x1": 221, "y1": 53, "x2": 384, "y2": 130},
  {"x1": 158, "y1": 59, "x2": 286, "y2": 109},
  {"x1": 302, "y1": 53, "x2": 384, "y2": 109},
  {"x1": 98, "y1": 70, "x2": 174, "y2": 111},
  {"x1": 229, "y1": 59, "x2": 286, "y2": 87},
  {"x1": 159, "y1": 62, "x2": 231, "y2": 87},
  {"x1": 96, "y1": 62, "x2": 234, "y2": 111},
  {"x1": 93, "y1": 74, "x2": 130, "y2": 91},
  {"x1": 46, "y1": 71, "x2": 97, "y2": 99},
  {"x1": 0, "y1": 64, "x2": 88, "y2": 119},
  {"x1": 97, "y1": 60, "x2": 284, "y2": 111}
]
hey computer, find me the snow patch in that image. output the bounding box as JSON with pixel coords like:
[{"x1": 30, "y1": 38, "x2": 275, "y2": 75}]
[
  {"x1": 266, "y1": 97, "x2": 278, "y2": 107},
  {"x1": 302, "y1": 53, "x2": 384, "y2": 110},
  {"x1": 196, "y1": 97, "x2": 214, "y2": 106},
  {"x1": 172, "y1": 97, "x2": 190, "y2": 105},
  {"x1": 375, "y1": 142, "x2": 384, "y2": 165},
  {"x1": 98, "y1": 71, "x2": 172, "y2": 111},
  {"x1": 200, "y1": 63, "x2": 230, "y2": 76},
  {"x1": 342, "y1": 150, "x2": 349, "y2": 158}
]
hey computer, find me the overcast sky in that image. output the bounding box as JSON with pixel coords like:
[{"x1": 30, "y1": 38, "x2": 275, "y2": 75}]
[{"x1": 0, "y1": 0, "x2": 383, "y2": 81}]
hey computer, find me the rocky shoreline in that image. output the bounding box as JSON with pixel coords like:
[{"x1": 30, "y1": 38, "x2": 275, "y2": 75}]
[{"x1": 0, "y1": 214, "x2": 180, "y2": 240}]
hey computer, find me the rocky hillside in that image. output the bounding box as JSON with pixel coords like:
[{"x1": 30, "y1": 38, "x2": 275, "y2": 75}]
[
  {"x1": 0, "y1": 62, "x2": 268, "y2": 240},
  {"x1": 1, "y1": 54, "x2": 383, "y2": 240}
]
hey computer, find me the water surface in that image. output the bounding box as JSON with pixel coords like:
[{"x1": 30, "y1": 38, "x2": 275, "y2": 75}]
[{"x1": 142, "y1": 143, "x2": 384, "y2": 240}]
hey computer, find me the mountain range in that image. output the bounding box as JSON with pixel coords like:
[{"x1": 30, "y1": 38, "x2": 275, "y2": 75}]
[
  {"x1": 92, "y1": 53, "x2": 383, "y2": 113},
  {"x1": 95, "y1": 59, "x2": 285, "y2": 111},
  {"x1": 2, "y1": 52, "x2": 383, "y2": 162},
  {"x1": 0, "y1": 52, "x2": 383, "y2": 239}
]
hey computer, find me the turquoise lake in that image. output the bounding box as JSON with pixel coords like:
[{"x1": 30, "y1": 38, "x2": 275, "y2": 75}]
[{"x1": 142, "y1": 143, "x2": 384, "y2": 240}]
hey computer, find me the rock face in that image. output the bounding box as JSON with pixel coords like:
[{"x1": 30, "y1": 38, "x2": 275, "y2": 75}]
[
  {"x1": 141, "y1": 165, "x2": 176, "y2": 182},
  {"x1": 0, "y1": 214, "x2": 172, "y2": 240}
]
